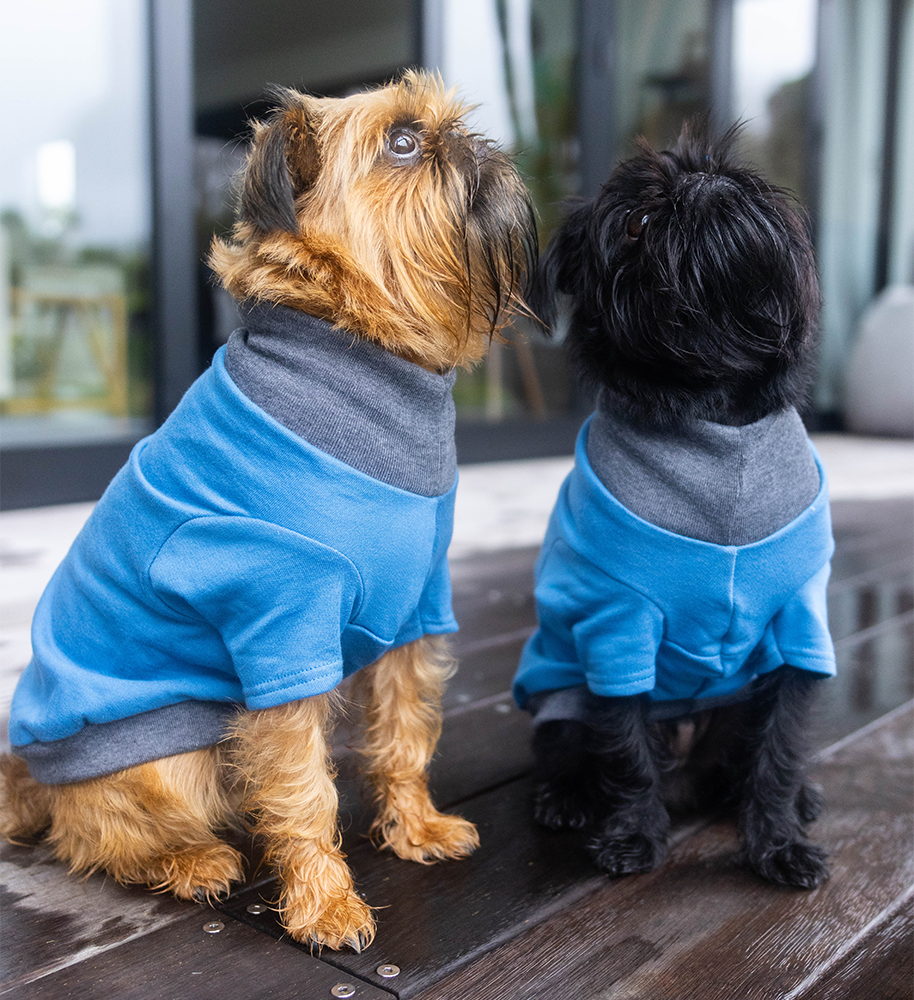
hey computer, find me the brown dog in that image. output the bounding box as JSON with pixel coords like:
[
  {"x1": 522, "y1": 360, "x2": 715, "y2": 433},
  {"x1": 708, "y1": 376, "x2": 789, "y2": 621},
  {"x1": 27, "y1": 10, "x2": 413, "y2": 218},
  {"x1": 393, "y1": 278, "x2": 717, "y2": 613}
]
[{"x1": 1, "y1": 72, "x2": 536, "y2": 950}]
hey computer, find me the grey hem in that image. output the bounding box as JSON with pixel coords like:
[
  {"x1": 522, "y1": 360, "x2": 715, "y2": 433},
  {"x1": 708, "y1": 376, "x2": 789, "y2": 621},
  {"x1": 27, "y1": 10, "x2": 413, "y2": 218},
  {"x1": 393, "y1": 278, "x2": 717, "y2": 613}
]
[
  {"x1": 528, "y1": 684, "x2": 756, "y2": 727},
  {"x1": 13, "y1": 701, "x2": 240, "y2": 785}
]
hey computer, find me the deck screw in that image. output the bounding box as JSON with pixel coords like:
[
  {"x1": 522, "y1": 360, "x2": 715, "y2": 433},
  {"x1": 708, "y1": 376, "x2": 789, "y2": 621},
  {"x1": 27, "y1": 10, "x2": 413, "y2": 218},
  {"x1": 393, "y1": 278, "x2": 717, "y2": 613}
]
[
  {"x1": 246, "y1": 903, "x2": 267, "y2": 914},
  {"x1": 203, "y1": 921, "x2": 224, "y2": 934},
  {"x1": 330, "y1": 985, "x2": 356, "y2": 998},
  {"x1": 376, "y1": 964, "x2": 401, "y2": 978}
]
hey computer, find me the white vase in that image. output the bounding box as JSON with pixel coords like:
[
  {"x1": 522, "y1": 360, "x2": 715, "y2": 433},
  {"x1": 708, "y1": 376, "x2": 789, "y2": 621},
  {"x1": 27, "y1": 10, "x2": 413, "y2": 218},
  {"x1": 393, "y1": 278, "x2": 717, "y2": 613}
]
[{"x1": 844, "y1": 285, "x2": 914, "y2": 437}]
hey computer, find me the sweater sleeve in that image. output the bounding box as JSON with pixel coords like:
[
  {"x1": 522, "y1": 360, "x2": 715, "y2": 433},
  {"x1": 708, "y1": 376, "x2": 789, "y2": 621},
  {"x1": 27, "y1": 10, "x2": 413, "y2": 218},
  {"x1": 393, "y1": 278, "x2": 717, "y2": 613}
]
[
  {"x1": 149, "y1": 516, "x2": 363, "y2": 708},
  {"x1": 513, "y1": 538, "x2": 665, "y2": 703},
  {"x1": 570, "y1": 586, "x2": 665, "y2": 696},
  {"x1": 769, "y1": 562, "x2": 837, "y2": 676}
]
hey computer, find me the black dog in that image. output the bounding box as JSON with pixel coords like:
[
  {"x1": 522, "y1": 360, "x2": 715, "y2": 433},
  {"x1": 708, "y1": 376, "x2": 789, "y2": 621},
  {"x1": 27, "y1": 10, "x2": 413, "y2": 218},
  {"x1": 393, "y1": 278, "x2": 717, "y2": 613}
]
[{"x1": 513, "y1": 122, "x2": 835, "y2": 889}]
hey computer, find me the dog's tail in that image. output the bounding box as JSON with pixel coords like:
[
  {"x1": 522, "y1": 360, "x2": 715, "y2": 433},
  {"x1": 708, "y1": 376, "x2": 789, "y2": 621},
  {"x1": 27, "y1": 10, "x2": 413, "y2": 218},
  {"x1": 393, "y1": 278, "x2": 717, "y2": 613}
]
[{"x1": 0, "y1": 753, "x2": 54, "y2": 842}]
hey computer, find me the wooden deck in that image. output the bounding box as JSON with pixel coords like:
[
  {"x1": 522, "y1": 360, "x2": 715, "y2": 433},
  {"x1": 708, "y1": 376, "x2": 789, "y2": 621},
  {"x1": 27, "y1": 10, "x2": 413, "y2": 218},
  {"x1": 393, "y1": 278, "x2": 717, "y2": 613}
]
[{"x1": 2, "y1": 497, "x2": 912, "y2": 999}]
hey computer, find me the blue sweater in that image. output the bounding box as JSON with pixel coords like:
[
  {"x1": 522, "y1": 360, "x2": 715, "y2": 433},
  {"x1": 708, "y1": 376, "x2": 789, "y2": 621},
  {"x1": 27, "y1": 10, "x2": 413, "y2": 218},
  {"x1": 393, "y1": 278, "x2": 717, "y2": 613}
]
[
  {"x1": 10, "y1": 333, "x2": 458, "y2": 783},
  {"x1": 513, "y1": 418, "x2": 836, "y2": 709}
]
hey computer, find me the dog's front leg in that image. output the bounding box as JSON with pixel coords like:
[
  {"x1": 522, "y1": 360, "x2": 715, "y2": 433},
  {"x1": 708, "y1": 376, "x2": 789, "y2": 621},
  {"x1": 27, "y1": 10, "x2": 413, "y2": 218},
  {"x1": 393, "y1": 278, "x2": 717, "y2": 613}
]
[
  {"x1": 588, "y1": 694, "x2": 670, "y2": 876},
  {"x1": 737, "y1": 666, "x2": 829, "y2": 889},
  {"x1": 352, "y1": 636, "x2": 479, "y2": 863},
  {"x1": 231, "y1": 696, "x2": 374, "y2": 950},
  {"x1": 532, "y1": 715, "x2": 594, "y2": 830}
]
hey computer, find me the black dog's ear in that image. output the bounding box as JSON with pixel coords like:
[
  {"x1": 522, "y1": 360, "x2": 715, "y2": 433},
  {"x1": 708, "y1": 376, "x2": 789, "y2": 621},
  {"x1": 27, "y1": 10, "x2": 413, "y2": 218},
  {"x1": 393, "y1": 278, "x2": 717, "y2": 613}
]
[
  {"x1": 529, "y1": 198, "x2": 591, "y2": 331},
  {"x1": 240, "y1": 88, "x2": 322, "y2": 235}
]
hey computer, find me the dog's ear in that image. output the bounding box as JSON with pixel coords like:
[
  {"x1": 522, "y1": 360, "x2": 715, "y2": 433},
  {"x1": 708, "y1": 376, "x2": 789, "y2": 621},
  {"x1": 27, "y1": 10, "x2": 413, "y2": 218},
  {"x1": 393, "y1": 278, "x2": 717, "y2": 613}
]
[
  {"x1": 240, "y1": 89, "x2": 322, "y2": 235},
  {"x1": 529, "y1": 199, "x2": 591, "y2": 330}
]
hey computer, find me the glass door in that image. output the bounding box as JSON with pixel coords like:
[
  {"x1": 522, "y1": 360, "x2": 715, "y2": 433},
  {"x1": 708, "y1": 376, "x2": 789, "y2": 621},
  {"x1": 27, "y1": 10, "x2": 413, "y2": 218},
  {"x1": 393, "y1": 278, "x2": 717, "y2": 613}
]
[
  {"x1": 1, "y1": 0, "x2": 155, "y2": 507},
  {"x1": 0, "y1": 0, "x2": 151, "y2": 448}
]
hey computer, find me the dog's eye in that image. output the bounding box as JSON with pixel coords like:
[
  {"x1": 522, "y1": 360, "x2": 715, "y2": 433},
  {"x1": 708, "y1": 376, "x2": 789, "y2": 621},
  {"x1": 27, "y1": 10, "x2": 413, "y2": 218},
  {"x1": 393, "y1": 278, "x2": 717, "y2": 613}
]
[
  {"x1": 387, "y1": 129, "x2": 419, "y2": 159},
  {"x1": 627, "y1": 212, "x2": 649, "y2": 239}
]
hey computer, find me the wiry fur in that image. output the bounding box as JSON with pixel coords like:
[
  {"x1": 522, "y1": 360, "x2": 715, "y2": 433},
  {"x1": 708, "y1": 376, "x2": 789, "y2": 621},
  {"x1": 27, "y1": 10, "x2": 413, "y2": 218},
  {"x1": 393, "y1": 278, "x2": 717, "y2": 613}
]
[
  {"x1": 350, "y1": 635, "x2": 479, "y2": 863},
  {"x1": 1, "y1": 72, "x2": 534, "y2": 949},
  {"x1": 534, "y1": 121, "x2": 821, "y2": 427},
  {"x1": 210, "y1": 70, "x2": 536, "y2": 372},
  {"x1": 530, "y1": 122, "x2": 829, "y2": 890},
  {"x1": 1, "y1": 748, "x2": 243, "y2": 901}
]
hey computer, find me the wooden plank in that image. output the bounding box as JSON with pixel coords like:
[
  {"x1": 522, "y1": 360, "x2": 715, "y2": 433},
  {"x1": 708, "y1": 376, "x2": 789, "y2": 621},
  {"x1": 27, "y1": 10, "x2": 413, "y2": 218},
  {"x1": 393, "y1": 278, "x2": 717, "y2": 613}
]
[
  {"x1": 2, "y1": 498, "x2": 910, "y2": 996},
  {"x1": 826, "y1": 567, "x2": 913, "y2": 642},
  {"x1": 0, "y1": 640, "x2": 536, "y2": 997},
  {"x1": 0, "y1": 840, "x2": 195, "y2": 993},
  {"x1": 796, "y1": 895, "x2": 913, "y2": 1000},
  {"x1": 216, "y1": 783, "x2": 711, "y2": 998},
  {"x1": 410, "y1": 703, "x2": 914, "y2": 1000},
  {"x1": 449, "y1": 546, "x2": 538, "y2": 647},
  {"x1": 442, "y1": 630, "x2": 535, "y2": 712},
  {"x1": 224, "y1": 499, "x2": 914, "y2": 997},
  {"x1": 814, "y1": 613, "x2": 914, "y2": 749},
  {"x1": 444, "y1": 546, "x2": 538, "y2": 710},
  {"x1": 216, "y1": 779, "x2": 615, "y2": 997},
  {"x1": 829, "y1": 497, "x2": 913, "y2": 544},
  {"x1": 1, "y1": 909, "x2": 396, "y2": 1000}
]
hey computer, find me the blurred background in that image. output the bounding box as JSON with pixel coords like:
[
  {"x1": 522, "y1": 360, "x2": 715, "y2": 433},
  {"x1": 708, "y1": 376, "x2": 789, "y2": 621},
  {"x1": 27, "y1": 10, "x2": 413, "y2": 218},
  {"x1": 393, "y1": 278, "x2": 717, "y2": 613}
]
[{"x1": 1, "y1": 0, "x2": 912, "y2": 509}]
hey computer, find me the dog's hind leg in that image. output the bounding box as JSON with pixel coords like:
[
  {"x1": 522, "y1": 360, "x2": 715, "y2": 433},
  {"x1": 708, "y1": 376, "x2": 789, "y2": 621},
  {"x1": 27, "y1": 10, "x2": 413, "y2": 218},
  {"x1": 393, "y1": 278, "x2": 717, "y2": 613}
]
[
  {"x1": 351, "y1": 635, "x2": 479, "y2": 863},
  {"x1": 2, "y1": 748, "x2": 243, "y2": 900},
  {"x1": 0, "y1": 753, "x2": 54, "y2": 841},
  {"x1": 587, "y1": 694, "x2": 671, "y2": 877},
  {"x1": 230, "y1": 695, "x2": 375, "y2": 951},
  {"x1": 737, "y1": 665, "x2": 829, "y2": 889}
]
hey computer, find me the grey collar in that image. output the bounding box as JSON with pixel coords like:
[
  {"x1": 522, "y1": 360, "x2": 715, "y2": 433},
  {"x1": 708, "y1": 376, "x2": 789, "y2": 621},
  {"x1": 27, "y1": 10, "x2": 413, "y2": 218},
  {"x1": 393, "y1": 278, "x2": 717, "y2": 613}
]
[
  {"x1": 587, "y1": 400, "x2": 820, "y2": 545},
  {"x1": 225, "y1": 303, "x2": 457, "y2": 497}
]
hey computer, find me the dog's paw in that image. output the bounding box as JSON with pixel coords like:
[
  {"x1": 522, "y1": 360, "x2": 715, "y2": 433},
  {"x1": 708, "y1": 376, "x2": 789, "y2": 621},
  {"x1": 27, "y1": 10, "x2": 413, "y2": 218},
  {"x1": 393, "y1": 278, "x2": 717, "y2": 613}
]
[
  {"x1": 283, "y1": 890, "x2": 376, "y2": 952},
  {"x1": 151, "y1": 842, "x2": 245, "y2": 901},
  {"x1": 744, "y1": 840, "x2": 829, "y2": 889},
  {"x1": 795, "y1": 782, "x2": 825, "y2": 826},
  {"x1": 533, "y1": 779, "x2": 592, "y2": 831},
  {"x1": 589, "y1": 831, "x2": 667, "y2": 877},
  {"x1": 377, "y1": 810, "x2": 479, "y2": 864}
]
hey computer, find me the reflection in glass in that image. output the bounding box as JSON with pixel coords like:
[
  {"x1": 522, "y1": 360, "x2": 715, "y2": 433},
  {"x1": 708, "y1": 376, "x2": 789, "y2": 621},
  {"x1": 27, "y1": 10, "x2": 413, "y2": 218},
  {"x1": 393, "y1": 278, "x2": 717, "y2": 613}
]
[
  {"x1": 887, "y1": 8, "x2": 914, "y2": 289},
  {"x1": 613, "y1": 0, "x2": 713, "y2": 154},
  {"x1": 815, "y1": 0, "x2": 906, "y2": 417},
  {"x1": 732, "y1": 0, "x2": 817, "y2": 209},
  {"x1": 439, "y1": 0, "x2": 581, "y2": 423},
  {"x1": 0, "y1": 0, "x2": 152, "y2": 448}
]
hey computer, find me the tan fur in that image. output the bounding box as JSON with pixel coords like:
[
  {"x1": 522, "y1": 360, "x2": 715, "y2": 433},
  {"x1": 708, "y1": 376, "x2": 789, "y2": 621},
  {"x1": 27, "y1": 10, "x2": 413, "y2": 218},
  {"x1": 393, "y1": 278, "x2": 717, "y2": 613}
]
[
  {"x1": 1, "y1": 72, "x2": 534, "y2": 950},
  {"x1": 350, "y1": 635, "x2": 479, "y2": 862},
  {"x1": 227, "y1": 692, "x2": 374, "y2": 951},
  {"x1": 209, "y1": 70, "x2": 534, "y2": 372},
  {"x1": 0, "y1": 753, "x2": 54, "y2": 842},
  {"x1": 1, "y1": 748, "x2": 242, "y2": 901}
]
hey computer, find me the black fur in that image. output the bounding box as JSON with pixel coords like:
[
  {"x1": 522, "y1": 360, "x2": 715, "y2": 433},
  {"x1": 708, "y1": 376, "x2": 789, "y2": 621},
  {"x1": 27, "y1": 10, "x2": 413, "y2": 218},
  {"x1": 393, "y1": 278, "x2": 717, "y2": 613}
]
[
  {"x1": 733, "y1": 666, "x2": 828, "y2": 887},
  {"x1": 531, "y1": 122, "x2": 829, "y2": 889},
  {"x1": 533, "y1": 121, "x2": 822, "y2": 427},
  {"x1": 240, "y1": 88, "x2": 322, "y2": 235},
  {"x1": 532, "y1": 719, "x2": 593, "y2": 831},
  {"x1": 585, "y1": 695, "x2": 672, "y2": 877}
]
